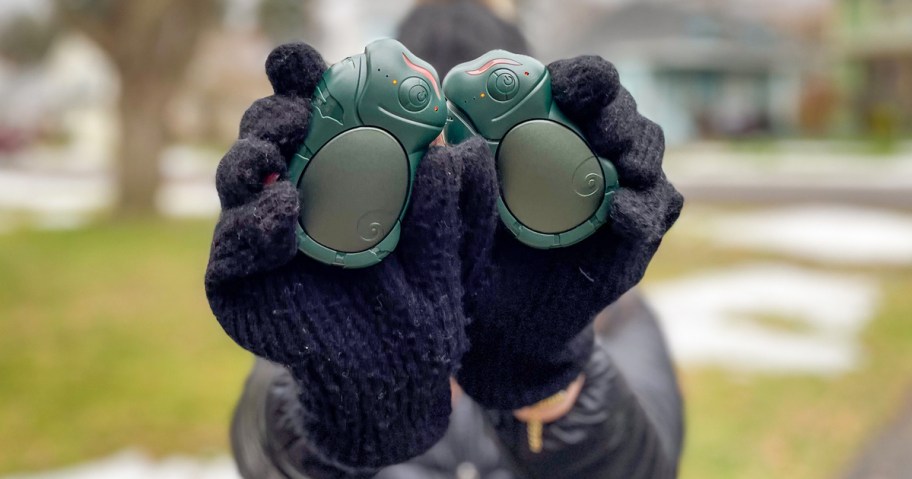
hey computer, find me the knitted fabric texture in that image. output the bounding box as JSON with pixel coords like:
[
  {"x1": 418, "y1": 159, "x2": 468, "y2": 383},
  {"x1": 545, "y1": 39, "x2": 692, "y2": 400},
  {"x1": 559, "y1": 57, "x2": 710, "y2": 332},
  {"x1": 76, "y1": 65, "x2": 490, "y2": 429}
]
[
  {"x1": 455, "y1": 55, "x2": 685, "y2": 410},
  {"x1": 205, "y1": 42, "x2": 471, "y2": 470}
]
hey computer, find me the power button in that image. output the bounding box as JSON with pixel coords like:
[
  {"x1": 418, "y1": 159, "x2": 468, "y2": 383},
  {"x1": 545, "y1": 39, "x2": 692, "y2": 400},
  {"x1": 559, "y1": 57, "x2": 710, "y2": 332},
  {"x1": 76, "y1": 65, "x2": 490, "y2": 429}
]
[
  {"x1": 487, "y1": 69, "x2": 519, "y2": 101},
  {"x1": 398, "y1": 77, "x2": 431, "y2": 112}
]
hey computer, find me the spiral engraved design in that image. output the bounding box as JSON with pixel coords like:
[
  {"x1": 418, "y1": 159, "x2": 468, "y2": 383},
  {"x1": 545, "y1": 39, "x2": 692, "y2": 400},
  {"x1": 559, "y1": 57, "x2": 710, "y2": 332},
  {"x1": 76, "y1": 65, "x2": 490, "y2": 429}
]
[
  {"x1": 357, "y1": 211, "x2": 391, "y2": 243},
  {"x1": 572, "y1": 166, "x2": 604, "y2": 198}
]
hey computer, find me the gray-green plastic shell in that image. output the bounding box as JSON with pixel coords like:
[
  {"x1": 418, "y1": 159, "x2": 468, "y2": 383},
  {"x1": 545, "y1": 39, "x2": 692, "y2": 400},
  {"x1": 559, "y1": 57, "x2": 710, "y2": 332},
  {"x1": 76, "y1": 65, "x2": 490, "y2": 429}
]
[
  {"x1": 288, "y1": 39, "x2": 448, "y2": 268},
  {"x1": 442, "y1": 50, "x2": 619, "y2": 249}
]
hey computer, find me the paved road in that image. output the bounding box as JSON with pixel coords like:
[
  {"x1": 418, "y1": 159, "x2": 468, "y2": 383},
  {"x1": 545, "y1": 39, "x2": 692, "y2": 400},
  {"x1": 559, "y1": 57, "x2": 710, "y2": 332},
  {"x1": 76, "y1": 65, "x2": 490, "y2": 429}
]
[
  {"x1": 678, "y1": 180, "x2": 912, "y2": 209},
  {"x1": 843, "y1": 387, "x2": 912, "y2": 479}
]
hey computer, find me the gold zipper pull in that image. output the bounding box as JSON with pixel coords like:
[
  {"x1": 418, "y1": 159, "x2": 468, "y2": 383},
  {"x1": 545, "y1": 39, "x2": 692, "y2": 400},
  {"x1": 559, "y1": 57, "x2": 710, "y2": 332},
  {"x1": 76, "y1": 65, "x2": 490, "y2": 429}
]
[
  {"x1": 521, "y1": 390, "x2": 567, "y2": 454},
  {"x1": 527, "y1": 419, "x2": 544, "y2": 453},
  {"x1": 515, "y1": 376, "x2": 586, "y2": 455}
]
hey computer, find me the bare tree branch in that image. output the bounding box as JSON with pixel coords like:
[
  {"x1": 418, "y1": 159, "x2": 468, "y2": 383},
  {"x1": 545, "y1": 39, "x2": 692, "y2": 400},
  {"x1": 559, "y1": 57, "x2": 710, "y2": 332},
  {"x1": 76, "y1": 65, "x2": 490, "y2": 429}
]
[{"x1": 55, "y1": 0, "x2": 219, "y2": 215}]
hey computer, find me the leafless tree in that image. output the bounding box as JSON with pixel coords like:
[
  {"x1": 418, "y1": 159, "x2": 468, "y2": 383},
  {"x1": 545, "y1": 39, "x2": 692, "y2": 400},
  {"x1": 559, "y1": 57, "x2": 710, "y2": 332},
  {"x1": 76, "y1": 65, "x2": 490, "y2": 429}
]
[{"x1": 56, "y1": 0, "x2": 218, "y2": 216}]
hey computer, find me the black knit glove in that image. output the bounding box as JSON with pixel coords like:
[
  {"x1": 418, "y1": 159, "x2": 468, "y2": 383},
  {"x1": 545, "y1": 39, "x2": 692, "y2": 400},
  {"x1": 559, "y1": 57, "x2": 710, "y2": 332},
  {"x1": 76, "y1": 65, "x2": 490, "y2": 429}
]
[
  {"x1": 456, "y1": 56, "x2": 684, "y2": 409},
  {"x1": 204, "y1": 43, "x2": 471, "y2": 472}
]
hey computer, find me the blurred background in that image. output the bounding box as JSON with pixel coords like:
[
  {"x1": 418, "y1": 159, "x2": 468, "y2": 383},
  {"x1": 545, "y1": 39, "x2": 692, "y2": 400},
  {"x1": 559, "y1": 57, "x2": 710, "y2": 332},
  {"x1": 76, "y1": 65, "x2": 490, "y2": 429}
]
[{"x1": 0, "y1": 0, "x2": 910, "y2": 478}]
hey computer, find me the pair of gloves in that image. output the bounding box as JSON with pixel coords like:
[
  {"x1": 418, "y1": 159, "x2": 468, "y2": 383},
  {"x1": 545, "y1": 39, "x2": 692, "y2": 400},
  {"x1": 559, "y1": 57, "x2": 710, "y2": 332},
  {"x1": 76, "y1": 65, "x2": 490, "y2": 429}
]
[{"x1": 205, "y1": 42, "x2": 682, "y2": 473}]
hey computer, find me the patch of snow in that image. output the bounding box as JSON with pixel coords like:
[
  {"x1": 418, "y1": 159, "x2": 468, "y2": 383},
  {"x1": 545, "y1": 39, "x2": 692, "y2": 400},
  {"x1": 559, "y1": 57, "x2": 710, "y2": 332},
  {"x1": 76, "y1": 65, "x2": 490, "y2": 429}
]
[
  {"x1": 644, "y1": 263, "x2": 879, "y2": 375},
  {"x1": 157, "y1": 182, "x2": 220, "y2": 219},
  {"x1": 705, "y1": 205, "x2": 912, "y2": 266},
  {"x1": 0, "y1": 170, "x2": 112, "y2": 215},
  {"x1": 0, "y1": 142, "x2": 221, "y2": 224},
  {"x1": 160, "y1": 145, "x2": 219, "y2": 180},
  {"x1": 1, "y1": 450, "x2": 239, "y2": 479},
  {"x1": 33, "y1": 212, "x2": 91, "y2": 231}
]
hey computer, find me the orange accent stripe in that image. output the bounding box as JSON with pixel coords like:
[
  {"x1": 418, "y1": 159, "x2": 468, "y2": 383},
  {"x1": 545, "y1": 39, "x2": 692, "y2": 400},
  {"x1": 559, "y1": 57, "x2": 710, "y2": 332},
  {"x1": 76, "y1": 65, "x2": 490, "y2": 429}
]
[
  {"x1": 466, "y1": 58, "x2": 522, "y2": 76},
  {"x1": 402, "y1": 53, "x2": 441, "y2": 99}
]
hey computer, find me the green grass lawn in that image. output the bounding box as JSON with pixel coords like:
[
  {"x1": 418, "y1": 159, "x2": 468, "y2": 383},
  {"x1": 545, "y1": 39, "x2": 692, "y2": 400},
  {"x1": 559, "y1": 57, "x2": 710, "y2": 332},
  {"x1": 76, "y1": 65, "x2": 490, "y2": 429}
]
[
  {"x1": 0, "y1": 219, "x2": 250, "y2": 473},
  {"x1": 0, "y1": 213, "x2": 910, "y2": 477}
]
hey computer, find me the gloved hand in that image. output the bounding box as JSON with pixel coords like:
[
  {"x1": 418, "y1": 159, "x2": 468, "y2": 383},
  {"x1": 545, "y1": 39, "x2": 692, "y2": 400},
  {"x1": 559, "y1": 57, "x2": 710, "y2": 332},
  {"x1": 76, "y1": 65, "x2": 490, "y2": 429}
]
[
  {"x1": 455, "y1": 56, "x2": 684, "y2": 409},
  {"x1": 204, "y1": 42, "x2": 472, "y2": 473}
]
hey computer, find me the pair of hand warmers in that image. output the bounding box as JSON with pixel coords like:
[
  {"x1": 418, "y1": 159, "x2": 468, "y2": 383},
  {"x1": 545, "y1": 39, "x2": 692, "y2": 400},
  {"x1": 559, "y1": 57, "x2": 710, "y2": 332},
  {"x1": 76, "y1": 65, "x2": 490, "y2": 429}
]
[{"x1": 205, "y1": 42, "x2": 682, "y2": 472}]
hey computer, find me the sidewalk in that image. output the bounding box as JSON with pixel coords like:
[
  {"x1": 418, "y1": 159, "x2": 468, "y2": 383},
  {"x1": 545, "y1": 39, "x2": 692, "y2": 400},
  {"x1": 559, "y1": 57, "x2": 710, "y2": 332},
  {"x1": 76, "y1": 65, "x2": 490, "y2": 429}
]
[
  {"x1": 665, "y1": 141, "x2": 912, "y2": 208},
  {"x1": 843, "y1": 388, "x2": 912, "y2": 479}
]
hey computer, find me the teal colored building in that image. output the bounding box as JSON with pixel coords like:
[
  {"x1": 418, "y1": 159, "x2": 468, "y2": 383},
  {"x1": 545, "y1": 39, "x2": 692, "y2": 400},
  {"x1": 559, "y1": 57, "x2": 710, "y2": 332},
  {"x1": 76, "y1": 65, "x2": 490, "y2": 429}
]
[
  {"x1": 526, "y1": 2, "x2": 809, "y2": 145},
  {"x1": 837, "y1": 0, "x2": 912, "y2": 135}
]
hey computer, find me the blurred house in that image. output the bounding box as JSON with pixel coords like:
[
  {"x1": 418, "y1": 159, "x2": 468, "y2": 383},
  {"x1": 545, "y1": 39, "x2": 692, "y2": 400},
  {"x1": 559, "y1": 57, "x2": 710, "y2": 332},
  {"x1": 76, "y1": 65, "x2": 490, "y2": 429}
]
[
  {"x1": 522, "y1": 0, "x2": 813, "y2": 145},
  {"x1": 0, "y1": 32, "x2": 118, "y2": 166},
  {"x1": 836, "y1": 0, "x2": 912, "y2": 136}
]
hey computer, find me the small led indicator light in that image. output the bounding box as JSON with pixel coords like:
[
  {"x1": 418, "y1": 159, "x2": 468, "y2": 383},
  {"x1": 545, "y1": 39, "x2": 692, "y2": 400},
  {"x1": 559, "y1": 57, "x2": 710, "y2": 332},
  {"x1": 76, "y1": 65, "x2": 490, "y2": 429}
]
[{"x1": 393, "y1": 79, "x2": 398, "y2": 84}]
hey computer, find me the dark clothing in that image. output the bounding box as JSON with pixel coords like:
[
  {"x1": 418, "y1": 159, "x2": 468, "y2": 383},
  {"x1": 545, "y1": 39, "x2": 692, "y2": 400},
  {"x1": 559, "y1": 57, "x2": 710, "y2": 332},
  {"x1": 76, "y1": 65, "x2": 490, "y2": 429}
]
[{"x1": 231, "y1": 292, "x2": 684, "y2": 478}]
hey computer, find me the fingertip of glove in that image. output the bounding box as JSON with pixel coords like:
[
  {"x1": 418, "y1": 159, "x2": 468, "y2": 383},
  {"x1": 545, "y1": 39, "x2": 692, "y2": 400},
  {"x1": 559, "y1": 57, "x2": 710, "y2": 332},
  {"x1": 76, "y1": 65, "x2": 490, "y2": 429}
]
[
  {"x1": 416, "y1": 145, "x2": 462, "y2": 193},
  {"x1": 239, "y1": 95, "x2": 312, "y2": 159},
  {"x1": 453, "y1": 135, "x2": 491, "y2": 156},
  {"x1": 400, "y1": 146, "x2": 465, "y2": 258},
  {"x1": 217, "y1": 138, "x2": 286, "y2": 209},
  {"x1": 266, "y1": 42, "x2": 327, "y2": 98},
  {"x1": 549, "y1": 55, "x2": 620, "y2": 122},
  {"x1": 583, "y1": 89, "x2": 639, "y2": 155},
  {"x1": 610, "y1": 117, "x2": 666, "y2": 188},
  {"x1": 442, "y1": 138, "x2": 497, "y2": 219},
  {"x1": 609, "y1": 181, "x2": 680, "y2": 245},
  {"x1": 447, "y1": 136, "x2": 494, "y2": 180},
  {"x1": 662, "y1": 180, "x2": 685, "y2": 229},
  {"x1": 259, "y1": 181, "x2": 302, "y2": 227}
]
